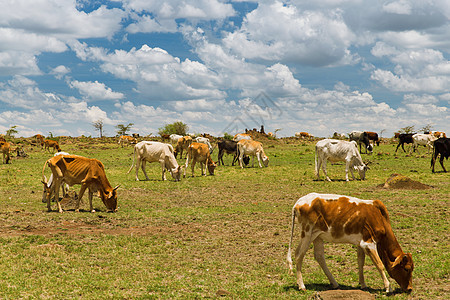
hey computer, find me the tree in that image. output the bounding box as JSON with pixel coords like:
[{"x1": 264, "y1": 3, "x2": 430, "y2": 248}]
[
  {"x1": 158, "y1": 121, "x2": 188, "y2": 136},
  {"x1": 92, "y1": 119, "x2": 104, "y2": 138},
  {"x1": 398, "y1": 125, "x2": 415, "y2": 134},
  {"x1": 115, "y1": 123, "x2": 134, "y2": 136},
  {"x1": 6, "y1": 125, "x2": 18, "y2": 138},
  {"x1": 419, "y1": 124, "x2": 433, "y2": 133}
]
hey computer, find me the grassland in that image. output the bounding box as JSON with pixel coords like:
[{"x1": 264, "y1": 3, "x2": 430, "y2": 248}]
[{"x1": 0, "y1": 137, "x2": 448, "y2": 299}]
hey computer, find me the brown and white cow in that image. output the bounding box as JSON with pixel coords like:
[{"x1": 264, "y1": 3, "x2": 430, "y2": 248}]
[
  {"x1": 1, "y1": 141, "x2": 11, "y2": 164},
  {"x1": 184, "y1": 142, "x2": 216, "y2": 177},
  {"x1": 366, "y1": 131, "x2": 380, "y2": 146},
  {"x1": 42, "y1": 155, "x2": 119, "y2": 213},
  {"x1": 127, "y1": 141, "x2": 181, "y2": 181},
  {"x1": 237, "y1": 139, "x2": 269, "y2": 168},
  {"x1": 118, "y1": 135, "x2": 137, "y2": 147},
  {"x1": 431, "y1": 131, "x2": 446, "y2": 138},
  {"x1": 44, "y1": 139, "x2": 61, "y2": 153},
  {"x1": 174, "y1": 136, "x2": 193, "y2": 159},
  {"x1": 295, "y1": 132, "x2": 313, "y2": 140},
  {"x1": 287, "y1": 193, "x2": 413, "y2": 293}
]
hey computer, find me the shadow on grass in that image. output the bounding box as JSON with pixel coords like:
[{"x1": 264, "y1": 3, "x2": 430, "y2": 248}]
[{"x1": 284, "y1": 283, "x2": 384, "y2": 294}]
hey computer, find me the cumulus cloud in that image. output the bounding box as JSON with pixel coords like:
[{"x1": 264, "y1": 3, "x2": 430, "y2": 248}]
[{"x1": 69, "y1": 80, "x2": 125, "y2": 101}]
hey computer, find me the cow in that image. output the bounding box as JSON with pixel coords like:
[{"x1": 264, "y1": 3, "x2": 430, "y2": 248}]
[
  {"x1": 431, "y1": 131, "x2": 447, "y2": 138},
  {"x1": 127, "y1": 141, "x2": 181, "y2": 181},
  {"x1": 42, "y1": 152, "x2": 71, "y2": 203},
  {"x1": 315, "y1": 139, "x2": 368, "y2": 181},
  {"x1": 233, "y1": 133, "x2": 252, "y2": 142},
  {"x1": 366, "y1": 131, "x2": 380, "y2": 146},
  {"x1": 217, "y1": 139, "x2": 249, "y2": 166},
  {"x1": 174, "y1": 136, "x2": 193, "y2": 159},
  {"x1": 132, "y1": 133, "x2": 140, "y2": 139},
  {"x1": 160, "y1": 134, "x2": 171, "y2": 142},
  {"x1": 41, "y1": 155, "x2": 119, "y2": 213},
  {"x1": 431, "y1": 138, "x2": 450, "y2": 172},
  {"x1": 194, "y1": 136, "x2": 213, "y2": 154},
  {"x1": 287, "y1": 193, "x2": 413, "y2": 293},
  {"x1": 349, "y1": 131, "x2": 373, "y2": 154},
  {"x1": 1, "y1": 141, "x2": 11, "y2": 164},
  {"x1": 411, "y1": 133, "x2": 437, "y2": 154},
  {"x1": 34, "y1": 134, "x2": 45, "y2": 148},
  {"x1": 44, "y1": 139, "x2": 61, "y2": 153},
  {"x1": 118, "y1": 135, "x2": 137, "y2": 147},
  {"x1": 395, "y1": 133, "x2": 415, "y2": 153},
  {"x1": 169, "y1": 134, "x2": 184, "y2": 144},
  {"x1": 183, "y1": 142, "x2": 216, "y2": 177},
  {"x1": 237, "y1": 140, "x2": 269, "y2": 168},
  {"x1": 295, "y1": 132, "x2": 313, "y2": 140}
]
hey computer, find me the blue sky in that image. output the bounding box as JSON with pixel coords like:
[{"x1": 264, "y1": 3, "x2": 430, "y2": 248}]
[{"x1": 0, "y1": 0, "x2": 448, "y2": 138}]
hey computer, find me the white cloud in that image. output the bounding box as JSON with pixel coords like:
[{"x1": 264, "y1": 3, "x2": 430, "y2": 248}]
[
  {"x1": 69, "y1": 80, "x2": 125, "y2": 101},
  {"x1": 50, "y1": 65, "x2": 70, "y2": 79}
]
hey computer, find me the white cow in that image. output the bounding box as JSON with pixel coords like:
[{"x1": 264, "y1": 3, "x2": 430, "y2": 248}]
[
  {"x1": 237, "y1": 140, "x2": 269, "y2": 168},
  {"x1": 315, "y1": 139, "x2": 368, "y2": 181},
  {"x1": 233, "y1": 133, "x2": 252, "y2": 142},
  {"x1": 194, "y1": 136, "x2": 213, "y2": 153},
  {"x1": 42, "y1": 151, "x2": 71, "y2": 203},
  {"x1": 127, "y1": 141, "x2": 181, "y2": 181},
  {"x1": 411, "y1": 133, "x2": 437, "y2": 154},
  {"x1": 169, "y1": 134, "x2": 184, "y2": 144}
]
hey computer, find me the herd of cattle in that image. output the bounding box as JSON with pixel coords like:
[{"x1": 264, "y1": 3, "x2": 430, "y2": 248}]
[{"x1": 1, "y1": 129, "x2": 449, "y2": 294}]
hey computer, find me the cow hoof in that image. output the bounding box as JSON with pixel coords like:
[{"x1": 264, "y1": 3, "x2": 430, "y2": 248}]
[{"x1": 91, "y1": 210, "x2": 96, "y2": 213}]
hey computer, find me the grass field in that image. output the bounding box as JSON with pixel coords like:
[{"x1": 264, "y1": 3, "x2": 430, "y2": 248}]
[{"x1": 0, "y1": 137, "x2": 448, "y2": 299}]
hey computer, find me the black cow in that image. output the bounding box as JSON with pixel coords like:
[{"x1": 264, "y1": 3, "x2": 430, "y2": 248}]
[
  {"x1": 431, "y1": 138, "x2": 450, "y2": 172},
  {"x1": 217, "y1": 140, "x2": 249, "y2": 166},
  {"x1": 395, "y1": 133, "x2": 415, "y2": 153}
]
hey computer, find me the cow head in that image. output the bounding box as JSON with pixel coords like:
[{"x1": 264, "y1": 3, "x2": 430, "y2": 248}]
[
  {"x1": 207, "y1": 160, "x2": 217, "y2": 175},
  {"x1": 262, "y1": 155, "x2": 269, "y2": 167},
  {"x1": 102, "y1": 185, "x2": 119, "y2": 212},
  {"x1": 41, "y1": 177, "x2": 51, "y2": 203},
  {"x1": 390, "y1": 253, "x2": 414, "y2": 293},
  {"x1": 171, "y1": 166, "x2": 181, "y2": 181},
  {"x1": 354, "y1": 164, "x2": 369, "y2": 180}
]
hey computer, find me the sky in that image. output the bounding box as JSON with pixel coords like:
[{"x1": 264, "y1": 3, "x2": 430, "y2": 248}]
[{"x1": 0, "y1": 0, "x2": 449, "y2": 138}]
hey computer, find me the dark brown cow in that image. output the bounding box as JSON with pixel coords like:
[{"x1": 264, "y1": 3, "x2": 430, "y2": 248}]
[
  {"x1": 287, "y1": 193, "x2": 413, "y2": 293},
  {"x1": 42, "y1": 155, "x2": 119, "y2": 213},
  {"x1": 366, "y1": 131, "x2": 380, "y2": 146}
]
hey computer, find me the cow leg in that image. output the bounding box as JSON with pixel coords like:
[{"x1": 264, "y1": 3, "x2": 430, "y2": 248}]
[
  {"x1": 321, "y1": 160, "x2": 331, "y2": 182},
  {"x1": 440, "y1": 156, "x2": 447, "y2": 172},
  {"x1": 364, "y1": 246, "x2": 391, "y2": 293},
  {"x1": 141, "y1": 160, "x2": 150, "y2": 181},
  {"x1": 238, "y1": 151, "x2": 244, "y2": 168},
  {"x1": 88, "y1": 189, "x2": 95, "y2": 213},
  {"x1": 313, "y1": 238, "x2": 339, "y2": 289},
  {"x1": 191, "y1": 159, "x2": 196, "y2": 177},
  {"x1": 357, "y1": 246, "x2": 368, "y2": 289},
  {"x1": 257, "y1": 153, "x2": 263, "y2": 168},
  {"x1": 53, "y1": 178, "x2": 63, "y2": 213},
  {"x1": 160, "y1": 161, "x2": 167, "y2": 180},
  {"x1": 75, "y1": 184, "x2": 88, "y2": 212},
  {"x1": 201, "y1": 162, "x2": 205, "y2": 176},
  {"x1": 294, "y1": 234, "x2": 312, "y2": 291}
]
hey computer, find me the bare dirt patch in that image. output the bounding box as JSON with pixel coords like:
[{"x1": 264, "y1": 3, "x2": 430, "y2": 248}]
[
  {"x1": 377, "y1": 173, "x2": 432, "y2": 190},
  {"x1": 311, "y1": 290, "x2": 375, "y2": 300}
]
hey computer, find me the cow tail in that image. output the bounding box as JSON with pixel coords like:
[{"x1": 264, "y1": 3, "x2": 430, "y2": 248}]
[
  {"x1": 287, "y1": 206, "x2": 297, "y2": 274},
  {"x1": 42, "y1": 158, "x2": 49, "y2": 182},
  {"x1": 126, "y1": 145, "x2": 136, "y2": 174}
]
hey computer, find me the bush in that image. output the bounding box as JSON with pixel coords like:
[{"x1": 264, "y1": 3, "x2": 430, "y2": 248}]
[{"x1": 158, "y1": 122, "x2": 188, "y2": 136}]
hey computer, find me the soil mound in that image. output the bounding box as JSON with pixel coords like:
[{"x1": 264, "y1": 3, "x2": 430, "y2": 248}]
[
  {"x1": 311, "y1": 290, "x2": 375, "y2": 300},
  {"x1": 379, "y1": 173, "x2": 432, "y2": 190}
]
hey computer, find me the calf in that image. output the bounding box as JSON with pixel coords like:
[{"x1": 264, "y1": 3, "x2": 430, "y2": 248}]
[
  {"x1": 287, "y1": 193, "x2": 413, "y2": 293},
  {"x1": 431, "y1": 137, "x2": 450, "y2": 172},
  {"x1": 44, "y1": 139, "x2": 61, "y2": 153},
  {"x1": 315, "y1": 139, "x2": 368, "y2": 181},
  {"x1": 237, "y1": 140, "x2": 269, "y2": 168},
  {"x1": 349, "y1": 131, "x2": 373, "y2": 153},
  {"x1": 127, "y1": 141, "x2": 181, "y2": 181},
  {"x1": 184, "y1": 142, "x2": 216, "y2": 177},
  {"x1": 395, "y1": 133, "x2": 415, "y2": 153},
  {"x1": 217, "y1": 139, "x2": 249, "y2": 166},
  {"x1": 118, "y1": 135, "x2": 137, "y2": 147},
  {"x1": 411, "y1": 133, "x2": 437, "y2": 154},
  {"x1": 42, "y1": 155, "x2": 119, "y2": 213},
  {"x1": 1, "y1": 141, "x2": 11, "y2": 164}
]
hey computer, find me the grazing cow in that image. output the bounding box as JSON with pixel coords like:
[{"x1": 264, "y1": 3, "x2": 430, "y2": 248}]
[
  {"x1": 233, "y1": 133, "x2": 252, "y2": 142},
  {"x1": 127, "y1": 141, "x2": 181, "y2": 181},
  {"x1": 34, "y1": 134, "x2": 45, "y2": 148},
  {"x1": 349, "y1": 131, "x2": 373, "y2": 154},
  {"x1": 237, "y1": 140, "x2": 269, "y2": 168},
  {"x1": 431, "y1": 131, "x2": 447, "y2": 138},
  {"x1": 44, "y1": 139, "x2": 61, "y2": 153},
  {"x1": 395, "y1": 133, "x2": 415, "y2": 153},
  {"x1": 287, "y1": 193, "x2": 413, "y2": 293},
  {"x1": 1, "y1": 141, "x2": 11, "y2": 164},
  {"x1": 332, "y1": 132, "x2": 346, "y2": 140},
  {"x1": 366, "y1": 131, "x2": 380, "y2": 146},
  {"x1": 169, "y1": 134, "x2": 184, "y2": 144},
  {"x1": 42, "y1": 155, "x2": 119, "y2": 213},
  {"x1": 174, "y1": 136, "x2": 193, "y2": 159},
  {"x1": 42, "y1": 152, "x2": 71, "y2": 203},
  {"x1": 184, "y1": 142, "x2": 217, "y2": 177},
  {"x1": 431, "y1": 138, "x2": 450, "y2": 172},
  {"x1": 194, "y1": 136, "x2": 213, "y2": 153},
  {"x1": 160, "y1": 134, "x2": 170, "y2": 142},
  {"x1": 411, "y1": 133, "x2": 437, "y2": 154},
  {"x1": 295, "y1": 132, "x2": 313, "y2": 140},
  {"x1": 217, "y1": 139, "x2": 249, "y2": 166},
  {"x1": 118, "y1": 135, "x2": 137, "y2": 147},
  {"x1": 315, "y1": 139, "x2": 368, "y2": 181}
]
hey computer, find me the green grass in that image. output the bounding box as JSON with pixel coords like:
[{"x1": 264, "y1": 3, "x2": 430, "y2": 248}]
[{"x1": 0, "y1": 137, "x2": 448, "y2": 299}]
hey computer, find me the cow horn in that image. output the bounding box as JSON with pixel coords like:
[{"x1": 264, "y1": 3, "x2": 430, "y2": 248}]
[{"x1": 113, "y1": 185, "x2": 120, "y2": 190}]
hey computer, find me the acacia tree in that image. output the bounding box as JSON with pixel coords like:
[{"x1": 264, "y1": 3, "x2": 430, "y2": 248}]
[
  {"x1": 6, "y1": 125, "x2": 18, "y2": 138},
  {"x1": 158, "y1": 121, "x2": 188, "y2": 136},
  {"x1": 92, "y1": 119, "x2": 104, "y2": 138},
  {"x1": 115, "y1": 123, "x2": 134, "y2": 136}
]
